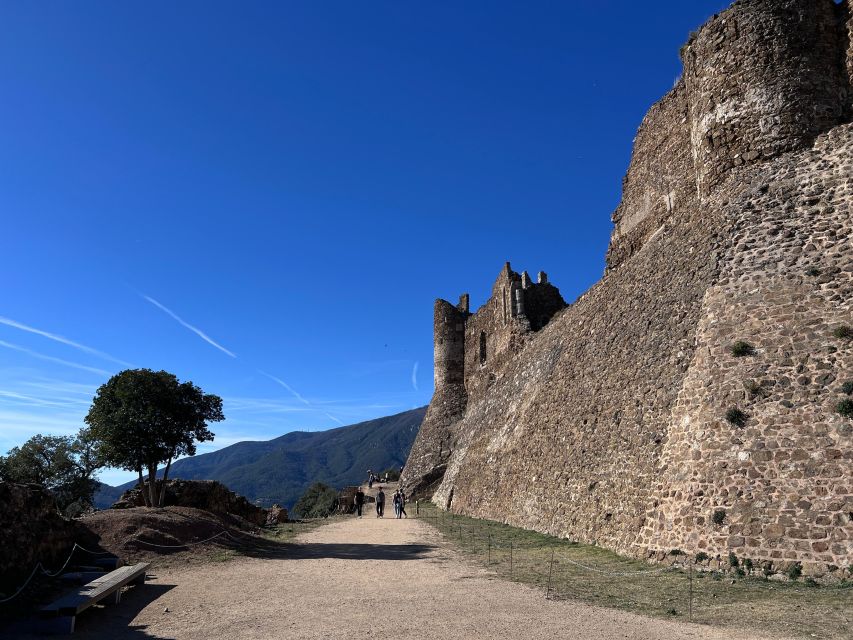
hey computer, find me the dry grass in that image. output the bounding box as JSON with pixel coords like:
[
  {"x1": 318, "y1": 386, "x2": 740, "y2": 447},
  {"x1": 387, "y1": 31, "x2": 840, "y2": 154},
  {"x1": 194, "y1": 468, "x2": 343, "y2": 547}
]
[{"x1": 414, "y1": 503, "x2": 852, "y2": 640}]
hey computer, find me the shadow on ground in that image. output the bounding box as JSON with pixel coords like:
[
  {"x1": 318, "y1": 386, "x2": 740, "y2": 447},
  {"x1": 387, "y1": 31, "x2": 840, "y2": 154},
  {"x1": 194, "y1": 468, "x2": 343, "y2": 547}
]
[
  {"x1": 2, "y1": 582, "x2": 176, "y2": 640},
  {"x1": 284, "y1": 543, "x2": 435, "y2": 561}
]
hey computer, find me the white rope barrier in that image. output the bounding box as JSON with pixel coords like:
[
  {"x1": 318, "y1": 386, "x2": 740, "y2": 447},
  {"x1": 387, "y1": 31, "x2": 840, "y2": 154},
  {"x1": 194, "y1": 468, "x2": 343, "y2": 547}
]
[
  {"x1": 0, "y1": 542, "x2": 115, "y2": 604},
  {"x1": 130, "y1": 530, "x2": 229, "y2": 548}
]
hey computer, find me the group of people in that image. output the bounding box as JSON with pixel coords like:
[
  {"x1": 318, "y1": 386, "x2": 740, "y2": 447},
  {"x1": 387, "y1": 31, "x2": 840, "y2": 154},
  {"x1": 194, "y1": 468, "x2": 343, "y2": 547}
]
[
  {"x1": 366, "y1": 469, "x2": 393, "y2": 488},
  {"x1": 352, "y1": 485, "x2": 408, "y2": 519}
]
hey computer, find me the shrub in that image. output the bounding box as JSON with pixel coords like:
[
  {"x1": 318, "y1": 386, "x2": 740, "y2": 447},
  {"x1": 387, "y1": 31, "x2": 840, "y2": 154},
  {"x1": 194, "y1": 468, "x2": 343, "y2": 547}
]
[
  {"x1": 762, "y1": 562, "x2": 774, "y2": 579},
  {"x1": 669, "y1": 548, "x2": 685, "y2": 556},
  {"x1": 842, "y1": 381, "x2": 853, "y2": 396},
  {"x1": 695, "y1": 551, "x2": 709, "y2": 563},
  {"x1": 725, "y1": 407, "x2": 748, "y2": 428},
  {"x1": 833, "y1": 326, "x2": 853, "y2": 340},
  {"x1": 712, "y1": 509, "x2": 726, "y2": 526},
  {"x1": 730, "y1": 341, "x2": 756, "y2": 357},
  {"x1": 744, "y1": 558, "x2": 754, "y2": 574},
  {"x1": 735, "y1": 567, "x2": 745, "y2": 577},
  {"x1": 836, "y1": 399, "x2": 853, "y2": 419},
  {"x1": 293, "y1": 482, "x2": 338, "y2": 519},
  {"x1": 805, "y1": 266, "x2": 821, "y2": 276},
  {"x1": 787, "y1": 562, "x2": 803, "y2": 581},
  {"x1": 728, "y1": 552, "x2": 739, "y2": 568}
]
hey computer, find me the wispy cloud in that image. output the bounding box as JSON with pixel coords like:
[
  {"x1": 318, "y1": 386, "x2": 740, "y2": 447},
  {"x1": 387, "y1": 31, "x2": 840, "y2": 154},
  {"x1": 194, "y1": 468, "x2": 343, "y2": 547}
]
[
  {"x1": 0, "y1": 340, "x2": 111, "y2": 376},
  {"x1": 0, "y1": 389, "x2": 90, "y2": 408},
  {"x1": 0, "y1": 316, "x2": 130, "y2": 366},
  {"x1": 260, "y1": 371, "x2": 344, "y2": 425},
  {"x1": 411, "y1": 361, "x2": 419, "y2": 391},
  {"x1": 142, "y1": 295, "x2": 236, "y2": 358}
]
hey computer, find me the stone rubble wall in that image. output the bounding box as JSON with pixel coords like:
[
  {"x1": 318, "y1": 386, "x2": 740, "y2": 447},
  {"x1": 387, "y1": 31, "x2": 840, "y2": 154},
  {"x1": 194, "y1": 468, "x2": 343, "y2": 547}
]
[
  {"x1": 643, "y1": 124, "x2": 853, "y2": 576},
  {"x1": 407, "y1": 0, "x2": 853, "y2": 577},
  {"x1": 0, "y1": 482, "x2": 93, "y2": 597},
  {"x1": 114, "y1": 479, "x2": 269, "y2": 527}
]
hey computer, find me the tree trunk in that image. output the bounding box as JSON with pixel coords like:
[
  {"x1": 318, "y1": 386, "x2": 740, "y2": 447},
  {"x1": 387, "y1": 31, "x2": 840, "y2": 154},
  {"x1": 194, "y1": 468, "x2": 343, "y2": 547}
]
[
  {"x1": 137, "y1": 467, "x2": 150, "y2": 507},
  {"x1": 158, "y1": 456, "x2": 174, "y2": 507},
  {"x1": 147, "y1": 464, "x2": 158, "y2": 508}
]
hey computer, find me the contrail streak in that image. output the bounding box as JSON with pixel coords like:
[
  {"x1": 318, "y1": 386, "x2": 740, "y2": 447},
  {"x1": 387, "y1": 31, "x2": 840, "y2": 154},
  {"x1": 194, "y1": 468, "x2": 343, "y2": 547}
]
[
  {"x1": 0, "y1": 340, "x2": 111, "y2": 376},
  {"x1": 142, "y1": 295, "x2": 236, "y2": 358},
  {"x1": 0, "y1": 316, "x2": 130, "y2": 366},
  {"x1": 260, "y1": 371, "x2": 343, "y2": 425},
  {"x1": 411, "y1": 361, "x2": 419, "y2": 391}
]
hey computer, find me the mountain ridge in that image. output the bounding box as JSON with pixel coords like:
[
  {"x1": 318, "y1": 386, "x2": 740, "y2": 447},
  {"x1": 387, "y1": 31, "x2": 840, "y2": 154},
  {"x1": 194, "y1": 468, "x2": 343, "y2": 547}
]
[{"x1": 96, "y1": 406, "x2": 426, "y2": 509}]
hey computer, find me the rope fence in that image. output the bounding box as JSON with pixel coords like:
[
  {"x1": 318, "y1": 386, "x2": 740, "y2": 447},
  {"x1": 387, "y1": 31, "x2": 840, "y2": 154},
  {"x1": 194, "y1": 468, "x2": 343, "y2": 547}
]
[
  {"x1": 408, "y1": 505, "x2": 853, "y2": 638},
  {"x1": 0, "y1": 543, "x2": 115, "y2": 604},
  {"x1": 0, "y1": 526, "x2": 280, "y2": 605}
]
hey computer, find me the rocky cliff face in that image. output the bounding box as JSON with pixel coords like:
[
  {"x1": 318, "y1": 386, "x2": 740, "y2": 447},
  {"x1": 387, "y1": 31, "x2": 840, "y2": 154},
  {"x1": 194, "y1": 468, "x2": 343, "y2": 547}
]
[{"x1": 404, "y1": 0, "x2": 852, "y2": 577}]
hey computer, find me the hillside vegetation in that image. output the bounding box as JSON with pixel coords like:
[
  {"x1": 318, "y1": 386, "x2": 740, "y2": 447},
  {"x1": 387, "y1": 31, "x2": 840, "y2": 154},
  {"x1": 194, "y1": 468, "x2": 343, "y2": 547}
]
[{"x1": 96, "y1": 407, "x2": 425, "y2": 510}]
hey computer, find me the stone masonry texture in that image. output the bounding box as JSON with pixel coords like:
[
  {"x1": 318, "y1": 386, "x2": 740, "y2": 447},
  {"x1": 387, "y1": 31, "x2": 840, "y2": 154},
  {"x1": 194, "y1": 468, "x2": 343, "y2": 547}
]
[{"x1": 402, "y1": 0, "x2": 853, "y2": 578}]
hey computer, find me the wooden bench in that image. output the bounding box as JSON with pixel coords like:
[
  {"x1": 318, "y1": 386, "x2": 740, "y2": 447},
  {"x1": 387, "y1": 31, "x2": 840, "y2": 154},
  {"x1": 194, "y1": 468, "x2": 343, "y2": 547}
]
[{"x1": 40, "y1": 562, "x2": 150, "y2": 634}]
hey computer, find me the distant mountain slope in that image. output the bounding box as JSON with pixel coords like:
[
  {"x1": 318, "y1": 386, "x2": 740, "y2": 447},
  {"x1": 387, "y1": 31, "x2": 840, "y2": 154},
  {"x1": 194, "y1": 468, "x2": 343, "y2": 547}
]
[{"x1": 95, "y1": 407, "x2": 426, "y2": 510}]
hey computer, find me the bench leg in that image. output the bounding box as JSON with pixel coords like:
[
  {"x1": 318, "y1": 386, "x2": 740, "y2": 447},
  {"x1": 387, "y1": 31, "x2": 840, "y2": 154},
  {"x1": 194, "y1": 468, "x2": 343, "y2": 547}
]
[
  {"x1": 132, "y1": 572, "x2": 147, "y2": 586},
  {"x1": 112, "y1": 589, "x2": 122, "y2": 605}
]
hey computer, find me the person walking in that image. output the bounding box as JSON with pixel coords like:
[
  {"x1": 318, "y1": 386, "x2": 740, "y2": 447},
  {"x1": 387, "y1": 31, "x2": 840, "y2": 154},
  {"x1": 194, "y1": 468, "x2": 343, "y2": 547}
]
[
  {"x1": 375, "y1": 486, "x2": 385, "y2": 518},
  {"x1": 367, "y1": 470, "x2": 374, "y2": 489},
  {"x1": 354, "y1": 487, "x2": 365, "y2": 518},
  {"x1": 393, "y1": 490, "x2": 402, "y2": 519},
  {"x1": 399, "y1": 489, "x2": 408, "y2": 518}
]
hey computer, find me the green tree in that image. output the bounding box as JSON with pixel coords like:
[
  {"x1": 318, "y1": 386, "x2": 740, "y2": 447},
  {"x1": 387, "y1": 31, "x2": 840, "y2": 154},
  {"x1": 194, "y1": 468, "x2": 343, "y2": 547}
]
[
  {"x1": 293, "y1": 482, "x2": 338, "y2": 519},
  {"x1": 0, "y1": 430, "x2": 101, "y2": 516},
  {"x1": 84, "y1": 369, "x2": 224, "y2": 507}
]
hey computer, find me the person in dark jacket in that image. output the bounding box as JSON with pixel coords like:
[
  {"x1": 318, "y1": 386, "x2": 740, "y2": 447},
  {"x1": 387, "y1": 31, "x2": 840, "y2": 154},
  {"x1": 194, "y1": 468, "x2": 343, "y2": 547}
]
[
  {"x1": 354, "y1": 487, "x2": 365, "y2": 518},
  {"x1": 375, "y1": 487, "x2": 385, "y2": 518},
  {"x1": 398, "y1": 489, "x2": 408, "y2": 518}
]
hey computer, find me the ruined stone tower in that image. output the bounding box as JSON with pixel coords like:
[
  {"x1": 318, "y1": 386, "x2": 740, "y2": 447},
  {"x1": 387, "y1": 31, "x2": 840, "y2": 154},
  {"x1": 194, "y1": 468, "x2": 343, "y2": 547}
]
[
  {"x1": 404, "y1": 263, "x2": 566, "y2": 497},
  {"x1": 404, "y1": 0, "x2": 853, "y2": 577}
]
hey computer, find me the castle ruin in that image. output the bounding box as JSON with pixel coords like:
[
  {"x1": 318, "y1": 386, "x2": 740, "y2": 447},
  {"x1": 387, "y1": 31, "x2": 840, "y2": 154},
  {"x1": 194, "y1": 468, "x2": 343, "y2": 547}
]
[{"x1": 403, "y1": 0, "x2": 853, "y2": 577}]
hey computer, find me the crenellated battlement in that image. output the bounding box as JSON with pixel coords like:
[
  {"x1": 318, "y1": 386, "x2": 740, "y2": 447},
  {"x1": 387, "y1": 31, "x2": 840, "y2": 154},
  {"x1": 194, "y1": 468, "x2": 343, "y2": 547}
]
[{"x1": 432, "y1": 263, "x2": 566, "y2": 404}]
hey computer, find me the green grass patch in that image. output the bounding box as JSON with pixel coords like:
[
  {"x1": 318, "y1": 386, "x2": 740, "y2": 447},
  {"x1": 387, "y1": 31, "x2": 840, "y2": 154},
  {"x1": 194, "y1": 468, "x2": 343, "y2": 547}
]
[{"x1": 413, "y1": 502, "x2": 853, "y2": 640}]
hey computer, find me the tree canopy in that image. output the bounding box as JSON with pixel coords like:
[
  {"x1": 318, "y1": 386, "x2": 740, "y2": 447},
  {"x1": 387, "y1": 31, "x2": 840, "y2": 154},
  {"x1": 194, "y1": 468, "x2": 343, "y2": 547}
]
[
  {"x1": 84, "y1": 369, "x2": 224, "y2": 507},
  {"x1": 292, "y1": 482, "x2": 338, "y2": 519},
  {"x1": 0, "y1": 431, "x2": 101, "y2": 516}
]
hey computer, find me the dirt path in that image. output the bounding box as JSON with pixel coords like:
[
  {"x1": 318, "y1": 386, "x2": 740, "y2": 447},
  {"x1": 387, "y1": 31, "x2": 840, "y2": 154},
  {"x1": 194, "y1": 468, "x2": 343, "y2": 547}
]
[{"x1": 29, "y1": 516, "x2": 781, "y2": 639}]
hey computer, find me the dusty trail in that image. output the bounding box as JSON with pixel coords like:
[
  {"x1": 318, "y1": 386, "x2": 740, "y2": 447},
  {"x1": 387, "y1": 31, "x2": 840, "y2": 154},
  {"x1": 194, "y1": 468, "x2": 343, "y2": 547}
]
[{"x1": 26, "y1": 515, "x2": 778, "y2": 639}]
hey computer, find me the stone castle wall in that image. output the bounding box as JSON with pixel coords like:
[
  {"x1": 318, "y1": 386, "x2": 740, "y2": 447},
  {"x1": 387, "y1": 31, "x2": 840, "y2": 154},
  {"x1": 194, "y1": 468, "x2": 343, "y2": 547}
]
[
  {"x1": 404, "y1": 0, "x2": 853, "y2": 577},
  {"x1": 607, "y1": 82, "x2": 694, "y2": 270},
  {"x1": 403, "y1": 264, "x2": 566, "y2": 497},
  {"x1": 683, "y1": 0, "x2": 848, "y2": 196},
  {"x1": 643, "y1": 124, "x2": 853, "y2": 571},
  {"x1": 609, "y1": 0, "x2": 851, "y2": 269}
]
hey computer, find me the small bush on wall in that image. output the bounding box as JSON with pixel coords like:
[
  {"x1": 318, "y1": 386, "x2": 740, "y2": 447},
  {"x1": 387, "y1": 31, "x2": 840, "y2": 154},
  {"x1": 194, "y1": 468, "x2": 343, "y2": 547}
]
[
  {"x1": 730, "y1": 341, "x2": 756, "y2": 357},
  {"x1": 725, "y1": 407, "x2": 748, "y2": 427}
]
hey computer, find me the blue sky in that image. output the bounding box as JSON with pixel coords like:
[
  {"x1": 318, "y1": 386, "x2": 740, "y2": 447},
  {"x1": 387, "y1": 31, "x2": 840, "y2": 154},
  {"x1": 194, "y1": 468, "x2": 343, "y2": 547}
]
[{"x1": 0, "y1": 1, "x2": 730, "y2": 485}]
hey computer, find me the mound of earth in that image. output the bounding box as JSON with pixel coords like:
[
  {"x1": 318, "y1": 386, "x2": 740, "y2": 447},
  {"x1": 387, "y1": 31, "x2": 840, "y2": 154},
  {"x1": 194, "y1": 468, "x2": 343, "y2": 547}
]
[
  {"x1": 112, "y1": 479, "x2": 269, "y2": 526},
  {"x1": 80, "y1": 506, "x2": 258, "y2": 563}
]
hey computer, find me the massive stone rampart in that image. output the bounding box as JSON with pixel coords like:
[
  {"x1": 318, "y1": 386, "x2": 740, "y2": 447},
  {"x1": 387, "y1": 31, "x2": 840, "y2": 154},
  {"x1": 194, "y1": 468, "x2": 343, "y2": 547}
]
[{"x1": 404, "y1": 0, "x2": 852, "y2": 577}]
